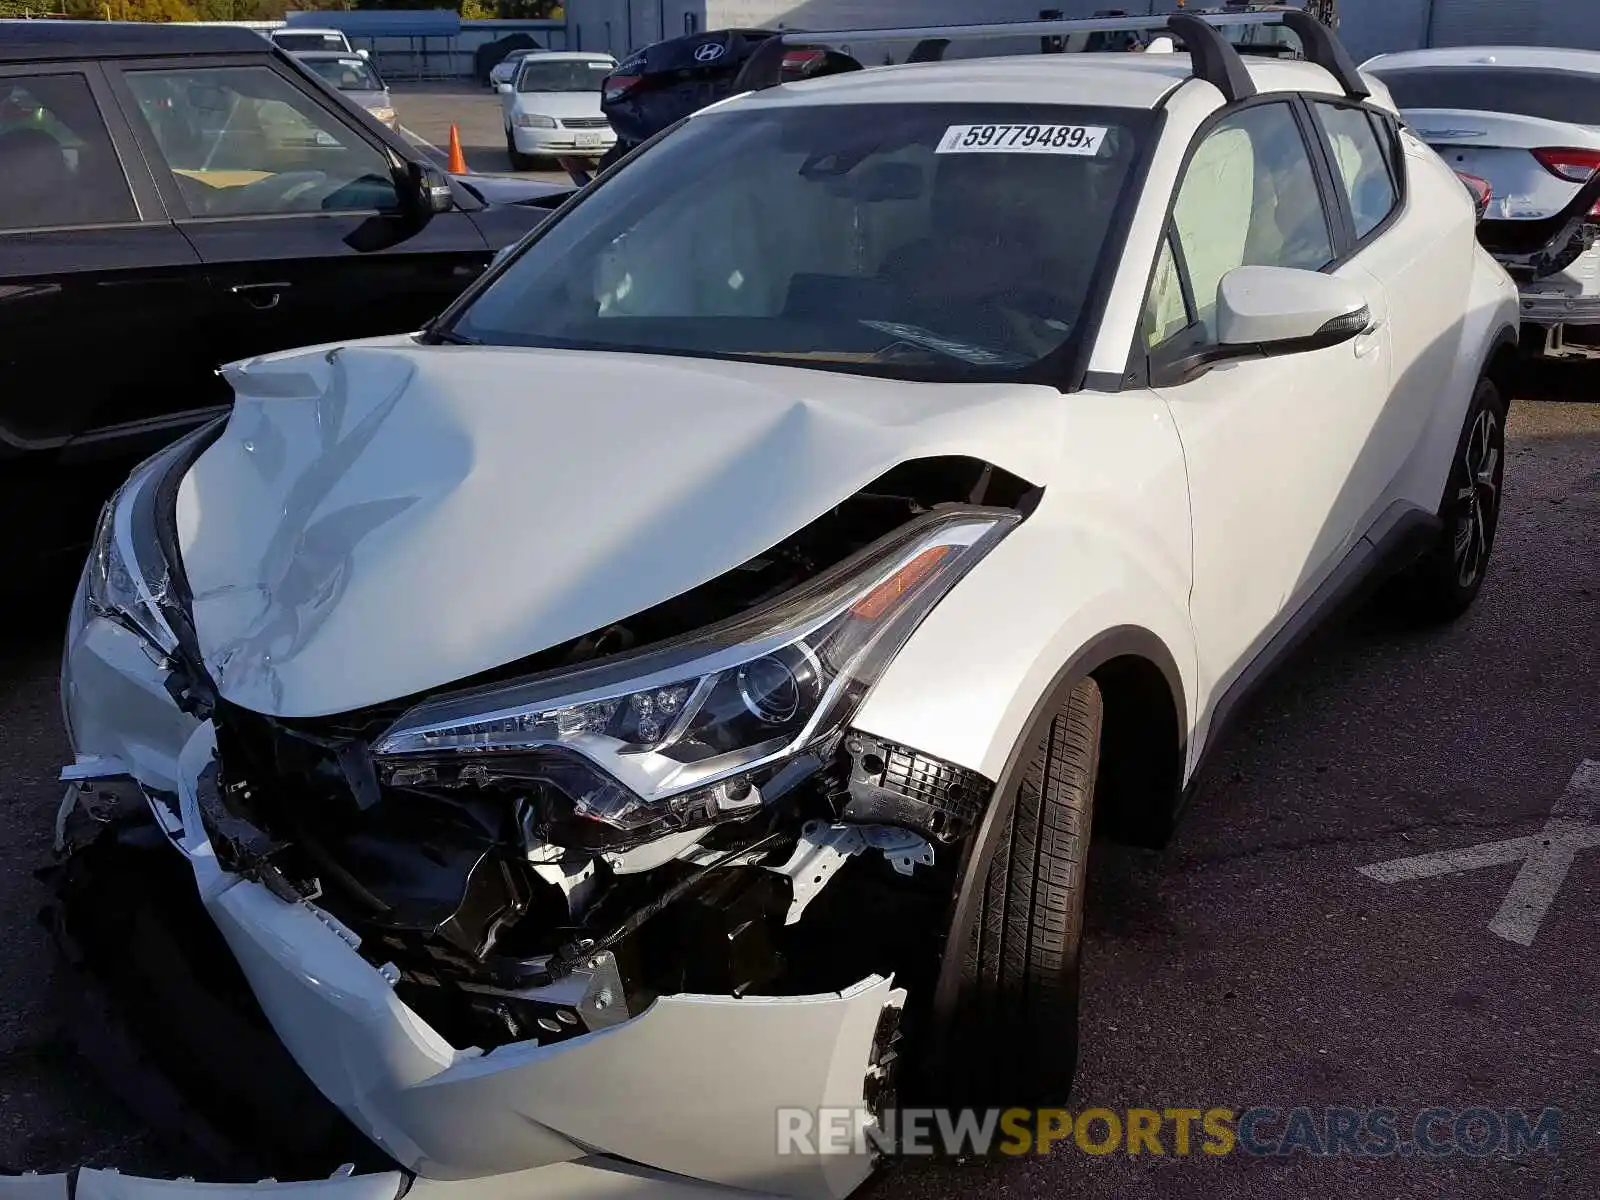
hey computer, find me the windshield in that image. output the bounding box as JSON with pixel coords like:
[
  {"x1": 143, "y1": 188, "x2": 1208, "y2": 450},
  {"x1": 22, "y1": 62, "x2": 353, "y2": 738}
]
[
  {"x1": 1371, "y1": 67, "x2": 1600, "y2": 127},
  {"x1": 447, "y1": 102, "x2": 1149, "y2": 381},
  {"x1": 274, "y1": 33, "x2": 348, "y2": 53},
  {"x1": 303, "y1": 57, "x2": 383, "y2": 92},
  {"x1": 517, "y1": 60, "x2": 614, "y2": 92}
]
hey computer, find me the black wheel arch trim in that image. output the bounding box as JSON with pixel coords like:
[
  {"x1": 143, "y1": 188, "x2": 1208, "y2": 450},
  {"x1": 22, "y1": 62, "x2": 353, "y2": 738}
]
[
  {"x1": 925, "y1": 499, "x2": 1445, "y2": 1072},
  {"x1": 1480, "y1": 321, "x2": 1520, "y2": 382},
  {"x1": 1448, "y1": 323, "x2": 1516, "y2": 512},
  {"x1": 928, "y1": 624, "x2": 1187, "y2": 1040}
]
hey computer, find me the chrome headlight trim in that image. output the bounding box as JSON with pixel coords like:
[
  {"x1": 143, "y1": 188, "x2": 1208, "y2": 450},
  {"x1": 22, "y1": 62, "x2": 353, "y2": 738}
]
[
  {"x1": 371, "y1": 507, "x2": 1020, "y2": 813},
  {"x1": 82, "y1": 420, "x2": 223, "y2": 661}
]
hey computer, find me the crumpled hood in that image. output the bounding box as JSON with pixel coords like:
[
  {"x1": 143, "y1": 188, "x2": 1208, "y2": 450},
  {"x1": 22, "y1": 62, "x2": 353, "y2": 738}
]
[{"x1": 177, "y1": 340, "x2": 1059, "y2": 717}]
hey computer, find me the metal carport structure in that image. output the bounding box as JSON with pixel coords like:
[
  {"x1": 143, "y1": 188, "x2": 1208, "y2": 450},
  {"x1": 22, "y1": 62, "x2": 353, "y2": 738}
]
[{"x1": 283, "y1": 10, "x2": 463, "y2": 82}]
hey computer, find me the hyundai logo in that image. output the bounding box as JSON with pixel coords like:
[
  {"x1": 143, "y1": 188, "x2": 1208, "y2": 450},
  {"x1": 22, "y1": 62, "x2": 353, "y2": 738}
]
[{"x1": 693, "y1": 42, "x2": 726, "y2": 62}]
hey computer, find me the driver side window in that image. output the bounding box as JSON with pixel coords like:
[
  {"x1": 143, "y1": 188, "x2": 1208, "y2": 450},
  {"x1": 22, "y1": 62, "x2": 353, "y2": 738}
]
[
  {"x1": 123, "y1": 66, "x2": 398, "y2": 218},
  {"x1": 1149, "y1": 103, "x2": 1335, "y2": 348}
]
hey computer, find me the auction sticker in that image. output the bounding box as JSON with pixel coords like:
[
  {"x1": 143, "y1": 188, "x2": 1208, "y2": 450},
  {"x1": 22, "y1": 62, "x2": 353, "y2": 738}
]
[{"x1": 936, "y1": 123, "x2": 1108, "y2": 155}]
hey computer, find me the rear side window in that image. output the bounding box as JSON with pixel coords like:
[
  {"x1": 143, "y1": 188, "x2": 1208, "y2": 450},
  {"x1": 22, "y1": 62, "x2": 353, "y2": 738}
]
[
  {"x1": 1372, "y1": 67, "x2": 1600, "y2": 127},
  {"x1": 0, "y1": 73, "x2": 136, "y2": 231},
  {"x1": 1314, "y1": 103, "x2": 1399, "y2": 239}
]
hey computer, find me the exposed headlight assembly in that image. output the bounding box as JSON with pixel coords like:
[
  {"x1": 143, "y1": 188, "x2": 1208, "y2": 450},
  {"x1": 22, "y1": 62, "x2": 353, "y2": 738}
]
[
  {"x1": 372, "y1": 508, "x2": 1018, "y2": 847},
  {"x1": 85, "y1": 452, "x2": 183, "y2": 657},
  {"x1": 82, "y1": 421, "x2": 220, "y2": 663},
  {"x1": 514, "y1": 113, "x2": 557, "y2": 129}
]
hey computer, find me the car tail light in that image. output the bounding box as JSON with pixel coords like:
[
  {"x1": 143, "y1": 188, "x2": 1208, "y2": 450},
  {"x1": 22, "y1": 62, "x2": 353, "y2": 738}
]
[
  {"x1": 1456, "y1": 171, "x2": 1492, "y2": 221},
  {"x1": 1530, "y1": 148, "x2": 1600, "y2": 218},
  {"x1": 602, "y1": 74, "x2": 641, "y2": 103},
  {"x1": 1532, "y1": 146, "x2": 1600, "y2": 183},
  {"x1": 781, "y1": 48, "x2": 826, "y2": 74}
]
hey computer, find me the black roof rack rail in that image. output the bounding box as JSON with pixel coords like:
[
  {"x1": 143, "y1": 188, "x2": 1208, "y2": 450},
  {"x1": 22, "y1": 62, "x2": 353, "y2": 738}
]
[
  {"x1": 1166, "y1": 13, "x2": 1256, "y2": 103},
  {"x1": 729, "y1": 9, "x2": 1366, "y2": 106},
  {"x1": 1278, "y1": 10, "x2": 1370, "y2": 100}
]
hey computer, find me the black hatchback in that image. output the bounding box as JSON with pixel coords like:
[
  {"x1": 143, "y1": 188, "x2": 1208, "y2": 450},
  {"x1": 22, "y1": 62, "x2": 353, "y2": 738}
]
[{"x1": 0, "y1": 22, "x2": 568, "y2": 561}]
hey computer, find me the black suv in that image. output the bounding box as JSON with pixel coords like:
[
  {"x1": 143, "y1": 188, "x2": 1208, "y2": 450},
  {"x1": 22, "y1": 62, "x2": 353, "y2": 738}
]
[{"x1": 0, "y1": 22, "x2": 568, "y2": 560}]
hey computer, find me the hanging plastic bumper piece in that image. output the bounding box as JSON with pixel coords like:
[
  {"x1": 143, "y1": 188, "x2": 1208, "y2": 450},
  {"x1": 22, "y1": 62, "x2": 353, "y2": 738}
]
[{"x1": 78, "y1": 719, "x2": 907, "y2": 1200}]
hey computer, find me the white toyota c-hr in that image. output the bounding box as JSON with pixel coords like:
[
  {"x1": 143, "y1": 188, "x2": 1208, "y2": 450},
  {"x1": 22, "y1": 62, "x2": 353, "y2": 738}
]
[{"x1": 50, "y1": 13, "x2": 1519, "y2": 1200}]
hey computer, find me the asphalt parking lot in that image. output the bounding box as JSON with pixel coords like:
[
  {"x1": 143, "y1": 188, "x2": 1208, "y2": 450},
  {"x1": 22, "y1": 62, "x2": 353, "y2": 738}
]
[
  {"x1": 392, "y1": 81, "x2": 577, "y2": 184},
  {"x1": 0, "y1": 360, "x2": 1594, "y2": 1197}
]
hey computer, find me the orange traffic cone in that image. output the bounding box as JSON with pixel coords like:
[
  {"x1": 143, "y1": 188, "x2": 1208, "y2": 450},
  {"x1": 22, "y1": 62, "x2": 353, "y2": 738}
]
[{"x1": 446, "y1": 124, "x2": 469, "y2": 174}]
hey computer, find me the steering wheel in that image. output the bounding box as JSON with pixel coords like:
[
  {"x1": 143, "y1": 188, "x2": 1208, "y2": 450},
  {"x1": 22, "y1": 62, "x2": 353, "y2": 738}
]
[{"x1": 236, "y1": 170, "x2": 330, "y2": 211}]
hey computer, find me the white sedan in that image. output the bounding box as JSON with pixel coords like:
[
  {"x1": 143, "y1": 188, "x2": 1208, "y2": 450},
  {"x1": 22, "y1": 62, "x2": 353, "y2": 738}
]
[
  {"x1": 1363, "y1": 46, "x2": 1600, "y2": 354},
  {"x1": 52, "y1": 11, "x2": 1517, "y2": 1200},
  {"x1": 496, "y1": 50, "x2": 617, "y2": 169}
]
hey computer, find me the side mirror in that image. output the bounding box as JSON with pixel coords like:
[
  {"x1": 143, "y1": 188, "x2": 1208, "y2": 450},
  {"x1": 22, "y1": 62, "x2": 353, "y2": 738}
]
[
  {"x1": 398, "y1": 160, "x2": 454, "y2": 221},
  {"x1": 1150, "y1": 266, "x2": 1371, "y2": 387},
  {"x1": 357, "y1": 48, "x2": 370, "y2": 59},
  {"x1": 497, "y1": 82, "x2": 513, "y2": 94},
  {"x1": 1216, "y1": 265, "x2": 1370, "y2": 352}
]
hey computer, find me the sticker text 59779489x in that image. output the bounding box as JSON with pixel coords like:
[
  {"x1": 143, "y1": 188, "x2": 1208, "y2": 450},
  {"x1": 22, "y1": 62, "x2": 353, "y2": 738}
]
[{"x1": 936, "y1": 123, "x2": 1108, "y2": 155}]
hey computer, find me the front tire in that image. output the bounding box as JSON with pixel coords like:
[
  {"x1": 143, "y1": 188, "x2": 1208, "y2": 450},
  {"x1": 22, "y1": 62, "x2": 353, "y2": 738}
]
[
  {"x1": 1390, "y1": 375, "x2": 1508, "y2": 624},
  {"x1": 505, "y1": 128, "x2": 537, "y2": 172},
  {"x1": 942, "y1": 677, "x2": 1102, "y2": 1107}
]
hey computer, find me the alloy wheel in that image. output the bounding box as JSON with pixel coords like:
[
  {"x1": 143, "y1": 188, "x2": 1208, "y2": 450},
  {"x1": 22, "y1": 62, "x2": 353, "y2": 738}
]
[{"x1": 1452, "y1": 407, "x2": 1503, "y2": 588}]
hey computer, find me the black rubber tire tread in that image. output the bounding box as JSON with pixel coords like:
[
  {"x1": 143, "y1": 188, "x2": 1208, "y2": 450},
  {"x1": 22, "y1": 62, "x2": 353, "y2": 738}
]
[
  {"x1": 947, "y1": 676, "x2": 1102, "y2": 1108},
  {"x1": 505, "y1": 128, "x2": 536, "y2": 172},
  {"x1": 1389, "y1": 375, "x2": 1508, "y2": 626}
]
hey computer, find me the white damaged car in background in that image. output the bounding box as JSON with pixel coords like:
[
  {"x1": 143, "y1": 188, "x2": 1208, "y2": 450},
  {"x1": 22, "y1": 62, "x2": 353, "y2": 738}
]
[
  {"x1": 1362, "y1": 46, "x2": 1600, "y2": 357},
  {"x1": 40, "y1": 11, "x2": 1518, "y2": 1200}
]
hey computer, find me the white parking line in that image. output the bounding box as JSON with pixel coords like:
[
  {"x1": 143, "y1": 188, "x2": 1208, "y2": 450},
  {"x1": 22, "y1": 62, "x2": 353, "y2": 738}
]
[
  {"x1": 1489, "y1": 759, "x2": 1600, "y2": 945},
  {"x1": 1358, "y1": 835, "x2": 1541, "y2": 882},
  {"x1": 1358, "y1": 759, "x2": 1600, "y2": 946}
]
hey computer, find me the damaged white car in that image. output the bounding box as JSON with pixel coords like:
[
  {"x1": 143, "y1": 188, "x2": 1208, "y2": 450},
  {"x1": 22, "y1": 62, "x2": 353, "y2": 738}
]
[{"x1": 45, "y1": 12, "x2": 1519, "y2": 1200}]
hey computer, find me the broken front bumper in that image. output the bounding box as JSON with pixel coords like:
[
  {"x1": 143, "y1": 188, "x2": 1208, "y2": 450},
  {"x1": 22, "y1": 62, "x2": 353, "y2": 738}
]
[
  {"x1": 7, "y1": 1161, "x2": 806, "y2": 1200},
  {"x1": 54, "y1": 709, "x2": 904, "y2": 1200}
]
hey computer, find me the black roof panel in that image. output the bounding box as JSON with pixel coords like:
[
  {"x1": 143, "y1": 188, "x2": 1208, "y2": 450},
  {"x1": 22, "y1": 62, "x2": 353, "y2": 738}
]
[{"x1": 0, "y1": 20, "x2": 267, "y2": 63}]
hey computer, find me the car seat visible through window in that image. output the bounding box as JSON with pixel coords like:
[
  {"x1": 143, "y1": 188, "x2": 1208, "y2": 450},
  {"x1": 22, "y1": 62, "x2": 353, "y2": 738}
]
[{"x1": 0, "y1": 127, "x2": 75, "y2": 228}]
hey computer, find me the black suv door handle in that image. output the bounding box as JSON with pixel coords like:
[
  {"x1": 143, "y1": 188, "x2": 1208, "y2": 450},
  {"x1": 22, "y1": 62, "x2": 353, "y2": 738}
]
[{"x1": 230, "y1": 282, "x2": 292, "y2": 311}]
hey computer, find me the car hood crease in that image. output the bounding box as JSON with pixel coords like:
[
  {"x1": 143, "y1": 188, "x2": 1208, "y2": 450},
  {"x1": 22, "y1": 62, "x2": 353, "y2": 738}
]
[{"x1": 177, "y1": 340, "x2": 1059, "y2": 718}]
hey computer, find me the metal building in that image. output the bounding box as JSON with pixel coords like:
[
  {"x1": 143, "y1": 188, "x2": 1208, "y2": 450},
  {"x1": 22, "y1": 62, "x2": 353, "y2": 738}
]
[
  {"x1": 1338, "y1": 0, "x2": 1600, "y2": 62},
  {"x1": 560, "y1": 0, "x2": 1600, "y2": 66}
]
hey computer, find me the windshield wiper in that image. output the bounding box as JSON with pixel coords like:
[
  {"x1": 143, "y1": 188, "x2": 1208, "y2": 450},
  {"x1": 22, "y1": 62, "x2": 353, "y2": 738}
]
[
  {"x1": 425, "y1": 326, "x2": 479, "y2": 346},
  {"x1": 858, "y1": 320, "x2": 1031, "y2": 368}
]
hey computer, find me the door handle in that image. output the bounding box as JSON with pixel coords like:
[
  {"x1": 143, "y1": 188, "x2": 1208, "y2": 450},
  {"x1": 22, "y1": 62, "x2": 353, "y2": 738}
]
[{"x1": 230, "y1": 282, "x2": 292, "y2": 311}]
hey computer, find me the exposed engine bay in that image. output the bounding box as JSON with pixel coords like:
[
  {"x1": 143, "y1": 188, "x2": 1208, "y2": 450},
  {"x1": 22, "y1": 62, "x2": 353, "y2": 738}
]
[{"x1": 163, "y1": 455, "x2": 1034, "y2": 1061}]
